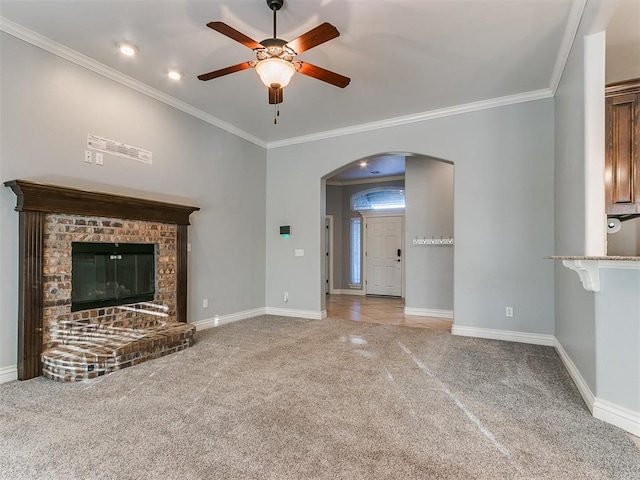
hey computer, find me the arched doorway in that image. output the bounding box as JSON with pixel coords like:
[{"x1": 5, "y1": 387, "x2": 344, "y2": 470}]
[{"x1": 322, "y1": 152, "x2": 454, "y2": 328}]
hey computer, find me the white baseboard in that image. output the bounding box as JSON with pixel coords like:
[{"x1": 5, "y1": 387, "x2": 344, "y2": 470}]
[
  {"x1": 404, "y1": 307, "x2": 453, "y2": 318},
  {"x1": 191, "y1": 305, "x2": 327, "y2": 331},
  {"x1": 264, "y1": 307, "x2": 325, "y2": 320},
  {"x1": 0, "y1": 365, "x2": 18, "y2": 384},
  {"x1": 593, "y1": 398, "x2": 640, "y2": 437},
  {"x1": 553, "y1": 338, "x2": 595, "y2": 412},
  {"x1": 332, "y1": 289, "x2": 365, "y2": 296},
  {"x1": 192, "y1": 308, "x2": 266, "y2": 331},
  {"x1": 451, "y1": 325, "x2": 556, "y2": 346}
]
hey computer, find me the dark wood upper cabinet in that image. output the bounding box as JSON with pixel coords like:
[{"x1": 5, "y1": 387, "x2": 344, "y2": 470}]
[{"x1": 605, "y1": 78, "x2": 640, "y2": 216}]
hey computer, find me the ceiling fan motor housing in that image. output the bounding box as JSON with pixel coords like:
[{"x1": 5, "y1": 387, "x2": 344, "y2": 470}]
[
  {"x1": 267, "y1": 0, "x2": 284, "y2": 12},
  {"x1": 256, "y1": 38, "x2": 295, "y2": 62}
]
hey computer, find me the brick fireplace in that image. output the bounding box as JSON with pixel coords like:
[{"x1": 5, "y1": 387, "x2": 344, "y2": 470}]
[{"x1": 5, "y1": 180, "x2": 199, "y2": 381}]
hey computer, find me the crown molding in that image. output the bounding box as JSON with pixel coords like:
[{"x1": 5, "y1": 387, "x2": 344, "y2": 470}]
[
  {"x1": 266, "y1": 88, "x2": 553, "y2": 149},
  {"x1": 0, "y1": 17, "x2": 267, "y2": 149},
  {"x1": 549, "y1": 0, "x2": 588, "y2": 95}
]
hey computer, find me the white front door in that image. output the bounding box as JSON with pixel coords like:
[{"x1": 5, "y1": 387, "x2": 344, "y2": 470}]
[{"x1": 365, "y1": 216, "x2": 403, "y2": 296}]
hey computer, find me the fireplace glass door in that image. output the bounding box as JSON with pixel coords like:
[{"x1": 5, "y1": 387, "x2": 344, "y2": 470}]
[{"x1": 71, "y1": 242, "x2": 155, "y2": 311}]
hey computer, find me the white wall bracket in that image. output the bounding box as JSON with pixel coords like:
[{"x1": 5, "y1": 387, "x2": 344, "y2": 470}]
[
  {"x1": 562, "y1": 259, "x2": 600, "y2": 292},
  {"x1": 555, "y1": 257, "x2": 640, "y2": 292}
]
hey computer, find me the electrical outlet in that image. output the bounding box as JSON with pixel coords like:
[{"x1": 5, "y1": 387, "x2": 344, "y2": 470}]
[
  {"x1": 203, "y1": 298, "x2": 209, "y2": 309},
  {"x1": 284, "y1": 291, "x2": 289, "y2": 302},
  {"x1": 84, "y1": 150, "x2": 92, "y2": 163},
  {"x1": 506, "y1": 307, "x2": 513, "y2": 317}
]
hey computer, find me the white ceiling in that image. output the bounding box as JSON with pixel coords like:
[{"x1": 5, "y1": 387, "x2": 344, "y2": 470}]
[
  {"x1": 328, "y1": 154, "x2": 406, "y2": 182},
  {"x1": 0, "y1": 0, "x2": 580, "y2": 146},
  {"x1": 605, "y1": 0, "x2": 640, "y2": 83}
]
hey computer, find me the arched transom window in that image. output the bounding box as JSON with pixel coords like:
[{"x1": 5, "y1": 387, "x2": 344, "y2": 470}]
[{"x1": 350, "y1": 187, "x2": 405, "y2": 211}]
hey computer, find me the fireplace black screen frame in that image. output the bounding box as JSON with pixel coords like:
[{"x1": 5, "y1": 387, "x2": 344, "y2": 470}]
[{"x1": 71, "y1": 242, "x2": 156, "y2": 312}]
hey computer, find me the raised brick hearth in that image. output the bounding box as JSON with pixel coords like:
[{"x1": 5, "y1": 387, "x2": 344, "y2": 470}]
[
  {"x1": 42, "y1": 318, "x2": 195, "y2": 381},
  {"x1": 5, "y1": 180, "x2": 199, "y2": 381}
]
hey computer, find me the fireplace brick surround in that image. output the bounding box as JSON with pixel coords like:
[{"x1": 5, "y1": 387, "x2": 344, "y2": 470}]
[
  {"x1": 5, "y1": 180, "x2": 199, "y2": 381},
  {"x1": 43, "y1": 214, "x2": 178, "y2": 346}
]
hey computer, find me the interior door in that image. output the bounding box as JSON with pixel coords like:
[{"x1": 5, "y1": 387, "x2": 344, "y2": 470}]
[{"x1": 365, "y1": 216, "x2": 403, "y2": 296}]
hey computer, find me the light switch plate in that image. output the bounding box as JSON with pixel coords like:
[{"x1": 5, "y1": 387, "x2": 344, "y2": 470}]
[{"x1": 295, "y1": 249, "x2": 304, "y2": 257}]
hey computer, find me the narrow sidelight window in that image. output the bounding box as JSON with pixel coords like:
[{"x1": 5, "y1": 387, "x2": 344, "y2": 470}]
[{"x1": 350, "y1": 218, "x2": 361, "y2": 286}]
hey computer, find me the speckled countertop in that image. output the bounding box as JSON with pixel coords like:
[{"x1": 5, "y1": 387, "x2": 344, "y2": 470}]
[{"x1": 547, "y1": 255, "x2": 640, "y2": 261}]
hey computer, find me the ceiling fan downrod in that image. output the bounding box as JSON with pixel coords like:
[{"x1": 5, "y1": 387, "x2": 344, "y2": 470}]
[{"x1": 267, "y1": 0, "x2": 284, "y2": 38}]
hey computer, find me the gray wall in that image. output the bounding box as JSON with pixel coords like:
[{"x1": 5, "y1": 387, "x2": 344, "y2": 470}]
[
  {"x1": 325, "y1": 185, "x2": 343, "y2": 291},
  {"x1": 405, "y1": 157, "x2": 454, "y2": 312},
  {"x1": 266, "y1": 99, "x2": 555, "y2": 333},
  {"x1": 595, "y1": 268, "x2": 640, "y2": 412},
  {"x1": 0, "y1": 33, "x2": 267, "y2": 374},
  {"x1": 553, "y1": 9, "x2": 597, "y2": 391},
  {"x1": 552, "y1": 2, "x2": 640, "y2": 424},
  {"x1": 553, "y1": 1, "x2": 616, "y2": 395}
]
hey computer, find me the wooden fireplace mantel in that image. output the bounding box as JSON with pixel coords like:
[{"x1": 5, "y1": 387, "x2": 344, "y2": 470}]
[
  {"x1": 4, "y1": 180, "x2": 199, "y2": 225},
  {"x1": 4, "y1": 179, "x2": 200, "y2": 380}
]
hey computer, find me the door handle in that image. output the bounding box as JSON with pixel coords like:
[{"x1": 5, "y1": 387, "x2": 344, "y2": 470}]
[{"x1": 397, "y1": 248, "x2": 401, "y2": 257}]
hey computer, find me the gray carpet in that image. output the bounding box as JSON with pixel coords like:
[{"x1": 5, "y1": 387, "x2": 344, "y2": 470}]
[{"x1": 1, "y1": 315, "x2": 639, "y2": 479}]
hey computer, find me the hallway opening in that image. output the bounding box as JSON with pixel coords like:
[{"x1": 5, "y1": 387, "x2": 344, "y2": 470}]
[
  {"x1": 322, "y1": 152, "x2": 454, "y2": 322},
  {"x1": 326, "y1": 294, "x2": 452, "y2": 332}
]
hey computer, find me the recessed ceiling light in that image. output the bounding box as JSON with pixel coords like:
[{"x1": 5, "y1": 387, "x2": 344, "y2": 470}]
[
  {"x1": 117, "y1": 42, "x2": 139, "y2": 56},
  {"x1": 168, "y1": 70, "x2": 184, "y2": 80},
  {"x1": 360, "y1": 161, "x2": 367, "y2": 167}
]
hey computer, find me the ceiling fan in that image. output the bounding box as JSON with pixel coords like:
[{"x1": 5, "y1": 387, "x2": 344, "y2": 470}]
[{"x1": 198, "y1": 0, "x2": 350, "y2": 107}]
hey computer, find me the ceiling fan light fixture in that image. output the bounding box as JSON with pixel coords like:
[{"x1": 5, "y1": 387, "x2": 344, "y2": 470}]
[{"x1": 255, "y1": 58, "x2": 296, "y2": 89}]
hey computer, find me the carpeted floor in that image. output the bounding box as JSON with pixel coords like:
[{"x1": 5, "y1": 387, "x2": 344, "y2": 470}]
[{"x1": 1, "y1": 315, "x2": 639, "y2": 479}]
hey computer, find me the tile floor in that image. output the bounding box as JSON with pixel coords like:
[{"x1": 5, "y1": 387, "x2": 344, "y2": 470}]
[{"x1": 326, "y1": 294, "x2": 453, "y2": 332}]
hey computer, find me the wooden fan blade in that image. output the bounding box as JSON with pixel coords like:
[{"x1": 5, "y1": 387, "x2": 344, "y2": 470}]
[
  {"x1": 206, "y1": 21, "x2": 263, "y2": 50},
  {"x1": 268, "y1": 87, "x2": 284, "y2": 105},
  {"x1": 285, "y1": 22, "x2": 339, "y2": 54},
  {"x1": 198, "y1": 62, "x2": 253, "y2": 81},
  {"x1": 298, "y1": 62, "x2": 350, "y2": 88}
]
